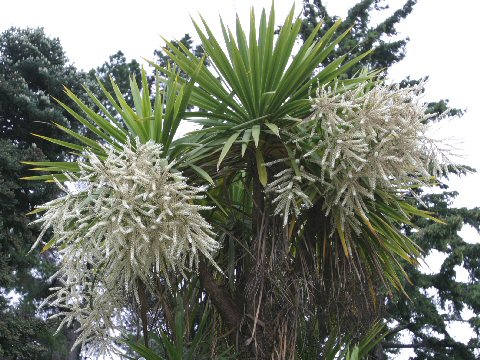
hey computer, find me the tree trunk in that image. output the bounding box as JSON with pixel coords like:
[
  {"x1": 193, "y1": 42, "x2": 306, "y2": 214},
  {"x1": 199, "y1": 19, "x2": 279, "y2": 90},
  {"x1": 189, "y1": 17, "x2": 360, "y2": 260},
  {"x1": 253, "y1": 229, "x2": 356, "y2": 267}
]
[{"x1": 198, "y1": 153, "x2": 299, "y2": 359}]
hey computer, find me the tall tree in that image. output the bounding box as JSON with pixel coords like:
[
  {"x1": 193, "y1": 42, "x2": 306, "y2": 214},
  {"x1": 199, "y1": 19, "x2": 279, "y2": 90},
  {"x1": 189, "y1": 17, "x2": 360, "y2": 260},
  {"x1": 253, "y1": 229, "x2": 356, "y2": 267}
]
[
  {"x1": 300, "y1": 1, "x2": 480, "y2": 359},
  {"x1": 382, "y1": 192, "x2": 480, "y2": 359},
  {"x1": 25, "y1": 4, "x2": 457, "y2": 360},
  {"x1": 301, "y1": 0, "x2": 417, "y2": 75},
  {"x1": 88, "y1": 50, "x2": 143, "y2": 109},
  {"x1": 0, "y1": 140, "x2": 73, "y2": 360},
  {"x1": 0, "y1": 27, "x2": 88, "y2": 159},
  {"x1": 0, "y1": 27, "x2": 87, "y2": 359}
]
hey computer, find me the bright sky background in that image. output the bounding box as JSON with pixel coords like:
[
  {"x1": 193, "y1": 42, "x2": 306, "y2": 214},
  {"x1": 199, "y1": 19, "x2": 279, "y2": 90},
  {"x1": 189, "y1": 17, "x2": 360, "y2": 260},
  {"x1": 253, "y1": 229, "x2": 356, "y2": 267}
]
[{"x1": 2, "y1": 0, "x2": 479, "y2": 358}]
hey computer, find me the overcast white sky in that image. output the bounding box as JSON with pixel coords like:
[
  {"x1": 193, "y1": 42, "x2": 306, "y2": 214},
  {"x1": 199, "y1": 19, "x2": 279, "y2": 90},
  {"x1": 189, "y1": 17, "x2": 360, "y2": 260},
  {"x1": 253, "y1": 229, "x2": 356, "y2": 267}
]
[{"x1": 2, "y1": 0, "x2": 479, "y2": 358}]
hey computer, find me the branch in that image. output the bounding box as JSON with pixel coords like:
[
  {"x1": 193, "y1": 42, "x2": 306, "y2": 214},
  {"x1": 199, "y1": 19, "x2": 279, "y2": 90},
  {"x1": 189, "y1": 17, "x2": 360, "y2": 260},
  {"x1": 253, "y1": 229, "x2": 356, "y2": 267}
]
[
  {"x1": 382, "y1": 341, "x2": 480, "y2": 349},
  {"x1": 388, "y1": 323, "x2": 411, "y2": 335},
  {"x1": 198, "y1": 259, "x2": 242, "y2": 330},
  {"x1": 382, "y1": 342, "x2": 424, "y2": 349},
  {"x1": 137, "y1": 280, "x2": 149, "y2": 347}
]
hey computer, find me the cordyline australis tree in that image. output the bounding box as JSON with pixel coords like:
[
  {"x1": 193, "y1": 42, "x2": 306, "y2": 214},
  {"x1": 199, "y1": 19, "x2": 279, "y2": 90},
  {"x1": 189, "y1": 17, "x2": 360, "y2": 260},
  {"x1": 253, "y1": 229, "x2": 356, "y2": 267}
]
[{"x1": 24, "y1": 4, "x2": 458, "y2": 359}]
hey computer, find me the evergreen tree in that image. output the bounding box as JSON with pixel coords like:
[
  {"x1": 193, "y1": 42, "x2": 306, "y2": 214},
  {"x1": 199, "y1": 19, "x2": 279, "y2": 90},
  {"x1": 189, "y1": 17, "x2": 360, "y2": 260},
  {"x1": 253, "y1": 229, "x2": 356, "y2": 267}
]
[
  {"x1": 382, "y1": 192, "x2": 480, "y2": 359},
  {"x1": 88, "y1": 50, "x2": 143, "y2": 109},
  {"x1": 0, "y1": 27, "x2": 87, "y2": 359},
  {"x1": 0, "y1": 140, "x2": 74, "y2": 360},
  {"x1": 0, "y1": 27, "x2": 88, "y2": 159},
  {"x1": 301, "y1": 0, "x2": 417, "y2": 75}
]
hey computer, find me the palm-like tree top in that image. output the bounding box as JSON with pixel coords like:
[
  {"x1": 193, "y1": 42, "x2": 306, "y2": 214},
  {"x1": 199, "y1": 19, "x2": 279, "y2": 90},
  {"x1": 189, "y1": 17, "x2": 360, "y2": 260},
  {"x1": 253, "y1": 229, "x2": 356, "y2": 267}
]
[{"x1": 24, "y1": 3, "x2": 453, "y2": 357}]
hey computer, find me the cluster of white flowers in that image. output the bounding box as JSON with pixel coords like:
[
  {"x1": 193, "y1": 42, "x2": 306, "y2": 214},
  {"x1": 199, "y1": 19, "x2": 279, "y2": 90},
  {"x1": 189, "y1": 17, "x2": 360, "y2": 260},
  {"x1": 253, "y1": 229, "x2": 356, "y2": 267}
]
[
  {"x1": 307, "y1": 81, "x2": 449, "y2": 222},
  {"x1": 31, "y1": 139, "x2": 220, "y2": 355},
  {"x1": 266, "y1": 165, "x2": 317, "y2": 226},
  {"x1": 270, "y1": 81, "x2": 454, "y2": 230}
]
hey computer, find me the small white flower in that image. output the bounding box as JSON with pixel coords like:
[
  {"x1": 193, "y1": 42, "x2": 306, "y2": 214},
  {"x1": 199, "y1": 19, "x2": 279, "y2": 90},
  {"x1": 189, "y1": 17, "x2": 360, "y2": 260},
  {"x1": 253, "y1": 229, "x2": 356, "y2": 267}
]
[{"x1": 266, "y1": 165, "x2": 318, "y2": 226}]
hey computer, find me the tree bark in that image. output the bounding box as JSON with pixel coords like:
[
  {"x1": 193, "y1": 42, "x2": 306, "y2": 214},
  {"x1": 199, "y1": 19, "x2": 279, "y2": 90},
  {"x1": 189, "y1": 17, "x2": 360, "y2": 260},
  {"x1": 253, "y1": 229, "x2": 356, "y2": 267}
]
[
  {"x1": 138, "y1": 280, "x2": 150, "y2": 347},
  {"x1": 198, "y1": 259, "x2": 242, "y2": 330}
]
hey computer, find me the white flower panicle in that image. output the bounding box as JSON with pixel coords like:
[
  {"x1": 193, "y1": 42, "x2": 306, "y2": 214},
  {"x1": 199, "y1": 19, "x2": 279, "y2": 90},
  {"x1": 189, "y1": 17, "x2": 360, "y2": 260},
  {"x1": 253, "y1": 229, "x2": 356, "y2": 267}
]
[
  {"x1": 307, "y1": 81, "x2": 451, "y2": 220},
  {"x1": 270, "y1": 81, "x2": 455, "y2": 228},
  {"x1": 31, "y1": 139, "x2": 220, "y2": 355},
  {"x1": 266, "y1": 164, "x2": 318, "y2": 226}
]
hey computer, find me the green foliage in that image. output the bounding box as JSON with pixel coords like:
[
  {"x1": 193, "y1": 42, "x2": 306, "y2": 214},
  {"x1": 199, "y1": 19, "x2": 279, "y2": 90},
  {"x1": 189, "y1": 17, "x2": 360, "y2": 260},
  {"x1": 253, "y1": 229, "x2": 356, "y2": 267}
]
[
  {"x1": 0, "y1": 27, "x2": 88, "y2": 159},
  {"x1": 0, "y1": 295, "x2": 72, "y2": 360},
  {"x1": 0, "y1": 140, "x2": 72, "y2": 359},
  {"x1": 23, "y1": 63, "x2": 200, "y2": 184},
  {"x1": 0, "y1": 140, "x2": 47, "y2": 289},
  {"x1": 301, "y1": 0, "x2": 417, "y2": 75},
  {"x1": 88, "y1": 50, "x2": 144, "y2": 109},
  {"x1": 126, "y1": 287, "x2": 234, "y2": 360},
  {"x1": 151, "y1": 3, "x2": 375, "y2": 189},
  {"x1": 154, "y1": 33, "x2": 207, "y2": 71},
  {"x1": 383, "y1": 192, "x2": 480, "y2": 359},
  {"x1": 0, "y1": 27, "x2": 87, "y2": 359}
]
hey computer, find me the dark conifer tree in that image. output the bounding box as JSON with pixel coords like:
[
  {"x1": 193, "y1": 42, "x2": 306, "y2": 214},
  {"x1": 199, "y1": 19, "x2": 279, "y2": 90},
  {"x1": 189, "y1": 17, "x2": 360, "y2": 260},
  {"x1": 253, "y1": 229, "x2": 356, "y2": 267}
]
[{"x1": 0, "y1": 27, "x2": 87, "y2": 359}]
